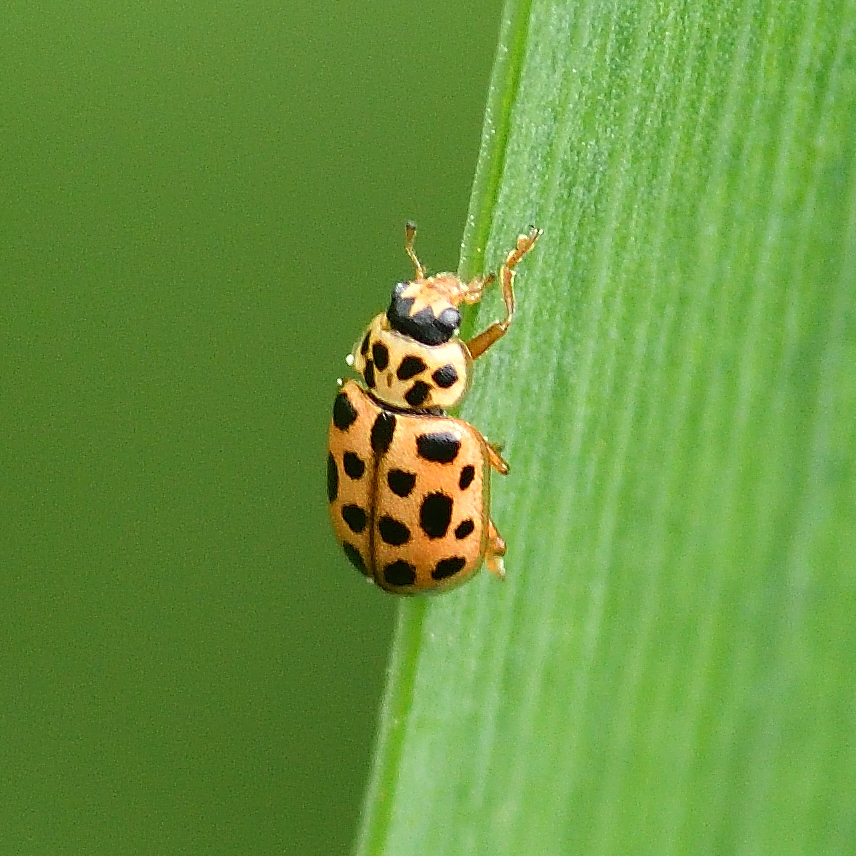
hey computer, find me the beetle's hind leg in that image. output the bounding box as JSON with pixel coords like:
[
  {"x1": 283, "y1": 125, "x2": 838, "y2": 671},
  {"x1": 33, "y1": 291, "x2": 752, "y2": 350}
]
[
  {"x1": 465, "y1": 227, "x2": 542, "y2": 360},
  {"x1": 485, "y1": 441, "x2": 509, "y2": 475},
  {"x1": 485, "y1": 518, "x2": 507, "y2": 580}
]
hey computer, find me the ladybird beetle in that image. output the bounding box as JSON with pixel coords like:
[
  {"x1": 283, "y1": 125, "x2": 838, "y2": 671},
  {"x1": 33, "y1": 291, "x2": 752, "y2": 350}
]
[{"x1": 327, "y1": 222, "x2": 541, "y2": 594}]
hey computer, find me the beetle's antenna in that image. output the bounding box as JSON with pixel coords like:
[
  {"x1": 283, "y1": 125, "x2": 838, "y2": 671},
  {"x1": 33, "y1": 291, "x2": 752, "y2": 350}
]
[{"x1": 404, "y1": 221, "x2": 425, "y2": 280}]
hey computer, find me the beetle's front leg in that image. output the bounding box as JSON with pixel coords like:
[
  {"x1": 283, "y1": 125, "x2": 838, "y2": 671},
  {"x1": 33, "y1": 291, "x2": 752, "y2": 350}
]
[{"x1": 465, "y1": 227, "x2": 541, "y2": 360}]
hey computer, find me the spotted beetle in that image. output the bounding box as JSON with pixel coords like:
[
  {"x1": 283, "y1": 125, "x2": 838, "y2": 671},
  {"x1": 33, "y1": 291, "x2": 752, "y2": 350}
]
[{"x1": 327, "y1": 222, "x2": 540, "y2": 594}]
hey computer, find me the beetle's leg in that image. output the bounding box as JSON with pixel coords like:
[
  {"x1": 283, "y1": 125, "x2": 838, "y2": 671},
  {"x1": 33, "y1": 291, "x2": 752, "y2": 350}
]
[
  {"x1": 404, "y1": 221, "x2": 425, "y2": 281},
  {"x1": 465, "y1": 227, "x2": 542, "y2": 360},
  {"x1": 486, "y1": 441, "x2": 509, "y2": 475},
  {"x1": 485, "y1": 519, "x2": 507, "y2": 580},
  {"x1": 459, "y1": 272, "x2": 495, "y2": 305}
]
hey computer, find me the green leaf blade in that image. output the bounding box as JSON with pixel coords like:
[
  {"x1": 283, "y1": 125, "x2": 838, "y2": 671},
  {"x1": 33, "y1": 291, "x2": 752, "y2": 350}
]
[{"x1": 357, "y1": 1, "x2": 856, "y2": 853}]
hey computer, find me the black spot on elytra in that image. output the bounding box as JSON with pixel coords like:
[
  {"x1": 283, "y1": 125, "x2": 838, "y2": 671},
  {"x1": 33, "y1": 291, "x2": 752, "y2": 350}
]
[
  {"x1": 405, "y1": 381, "x2": 431, "y2": 407},
  {"x1": 327, "y1": 453, "x2": 339, "y2": 502},
  {"x1": 343, "y1": 542, "x2": 367, "y2": 575},
  {"x1": 383, "y1": 559, "x2": 416, "y2": 587},
  {"x1": 459, "y1": 464, "x2": 476, "y2": 490},
  {"x1": 432, "y1": 556, "x2": 467, "y2": 580},
  {"x1": 455, "y1": 519, "x2": 475, "y2": 539},
  {"x1": 364, "y1": 360, "x2": 376, "y2": 388},
  {"x1": 359, "y1": 332, "x2": 371, "y2": 356},
  {"x1": 378, "y1": 515, "x2": 410, "y2": 546},
  {"x1": 432, "y1": 364, "x2": 459, "y2": 389},
  {"x1": 387, "y1": 469, "x2": 416, "y2": 498},
  {"x1": 371, "y1": 342, "x2": 389, "y2": 371},
  {"x1": 343, "y1": 451, "x2": 365, "y2": 480},
  {"x1": 420, "y1": 492, "x2": 453, "y2": 539},
  {"x1": 397, "y1": 355, "x2": 426, "y2": 380},
  {"x1": 416, "y1": 431, "x2": 461, "y2": 464},
  {"x1": 370, "y1": 411, "x2": 396, "y2": 456},
  {"x1": 332, "y1": 391, "x2": 358, "y2": 431},
  {"x1": 342, "y1": 504, "x2": 367, "y2": 534}
]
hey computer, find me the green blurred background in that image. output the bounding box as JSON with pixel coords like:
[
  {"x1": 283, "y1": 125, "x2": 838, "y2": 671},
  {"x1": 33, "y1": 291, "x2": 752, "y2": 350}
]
[{"x1": 1, "y1": 2, "x2": 502, "y2": 852}]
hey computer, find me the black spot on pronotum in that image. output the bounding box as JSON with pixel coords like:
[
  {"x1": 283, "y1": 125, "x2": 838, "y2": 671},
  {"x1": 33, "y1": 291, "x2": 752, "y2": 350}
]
[
  {"x1": 459, "y1": 464, "x2": 476, "y2": 490},
  {"x1": 383, "y1": 559, "x2": 416, "y2": 587},
  {"x1": 341, "y1": 504, "x2": 367, "y2": 534},
  {"x1": 416, "y1": 431, "x2": 461, "y2": 464},
  {"x1": 432, "y1": 556, "x2": 467, "y2": 580},
  {"x1": 378, "y1": 515, "x2": 411, "y2": 546},
  {"x1": 432, "y1": 364, "x2": 459, "y2": 389},
  {"x1": 327, "y1": 453, "x2": 339, "y2": 502},
  {"x1": 370, "y1": 411, "x2": 396, "y2": 456},
  {"x1": 371, "y1": 342, "x2": 389, "y2": 371},
  {"x1": 420, "y1": 492, "x2": 453, "y2": 539},
  {"x1": 405, "y1": 381, "x2": 430, "y2": 407},
  {"x1": 454, "y1": 519, "x2": 475, "y2": 539},
  {"x1": 332, "y1": 391, "x2": 358, "y2": 431},
  {"x1": 387, "y1": 284, "x2": 461, "y2": 346},
  {"x1": 397, "y1": 355, "x2": 426, "y2": 380},
  {"x1": 359, "y1": 332, "x2": 371, "y2": 356},
  {"x1": 364, "y1": 360, "x2": 376, "y2": 388},
  {"x1": 387, "y1": 469, "x2": 416, "y2": 498},
  {"x1": 343, "y1": 542, "x2": 368, "y2": 575},
  {"x1": 342, "y1": 451, "x2": 365, "y2": 480}
]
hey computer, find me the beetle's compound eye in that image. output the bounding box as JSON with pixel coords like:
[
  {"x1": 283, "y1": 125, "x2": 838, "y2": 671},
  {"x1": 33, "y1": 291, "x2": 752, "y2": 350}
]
[{"x1": 387, "y1": 282, "x2": 461, "y2": 346}]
